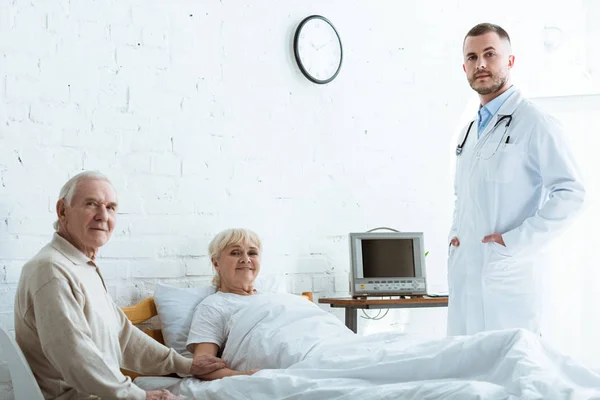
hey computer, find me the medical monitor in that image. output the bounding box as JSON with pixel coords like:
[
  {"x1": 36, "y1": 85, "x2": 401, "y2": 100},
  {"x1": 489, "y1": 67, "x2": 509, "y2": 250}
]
[{"x1": 350, "y1": 232, "x2": 427, "y2": 297}]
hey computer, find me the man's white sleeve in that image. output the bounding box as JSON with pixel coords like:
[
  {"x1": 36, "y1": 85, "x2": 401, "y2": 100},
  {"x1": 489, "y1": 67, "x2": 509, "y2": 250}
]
[{"x1": 115, "y1": 303, "x2": 192, "y2": 376}]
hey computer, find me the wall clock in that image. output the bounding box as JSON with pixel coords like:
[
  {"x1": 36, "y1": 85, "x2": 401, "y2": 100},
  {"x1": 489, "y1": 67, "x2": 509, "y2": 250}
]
[{"x1": 293, "y1": 15, "x2": 343, "y2": 84}]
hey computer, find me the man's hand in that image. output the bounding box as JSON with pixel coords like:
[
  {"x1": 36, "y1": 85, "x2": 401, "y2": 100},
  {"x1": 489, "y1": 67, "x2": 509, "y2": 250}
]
[
  {"x1": 190, "y1": 354, "x2": 228, "y2": 377},
  {"x1": 146, "y1": 389, "x2": 181, "y2": 400},
  {"x1": 482, "y1": 233, "x2": 505, "y2": 246},
  {"x1": 450, "y1": 236, "x2": 460, "y2": 247}
]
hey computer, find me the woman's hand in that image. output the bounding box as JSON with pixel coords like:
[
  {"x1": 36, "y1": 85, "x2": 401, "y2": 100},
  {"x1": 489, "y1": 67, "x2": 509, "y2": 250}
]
[
  {"x1": 233, "y1": 368, "x2": 260, "y2": 376},
  {"x1": 191, "y1": 343, "x2": 259, "y2": 380}
]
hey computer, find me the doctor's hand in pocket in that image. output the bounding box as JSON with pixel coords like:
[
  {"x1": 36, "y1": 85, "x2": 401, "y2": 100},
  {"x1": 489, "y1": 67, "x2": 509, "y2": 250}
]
[
  {"x1": 450, "y1": 237, "x2": 460, "y2": 247},
  {"x1": 482, "y1": 233, "x2": 505, "y2": 246}
]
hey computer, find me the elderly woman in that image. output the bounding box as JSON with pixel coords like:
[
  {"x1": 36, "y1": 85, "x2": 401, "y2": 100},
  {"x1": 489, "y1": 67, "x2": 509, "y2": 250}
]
[{"x1": 186, "y1": 228, "x2": 262, "y2": 380}]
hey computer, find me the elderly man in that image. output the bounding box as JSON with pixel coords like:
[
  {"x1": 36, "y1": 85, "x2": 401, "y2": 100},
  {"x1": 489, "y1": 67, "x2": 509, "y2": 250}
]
[{"x1": 14, "y1": 171, "x2": 226, "y2": 400}]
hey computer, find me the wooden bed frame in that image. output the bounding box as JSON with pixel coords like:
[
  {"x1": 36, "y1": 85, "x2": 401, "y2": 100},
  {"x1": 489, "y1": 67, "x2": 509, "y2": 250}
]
[{"x1": 120, "y1": 292, "x2": 314, "y2": 380}]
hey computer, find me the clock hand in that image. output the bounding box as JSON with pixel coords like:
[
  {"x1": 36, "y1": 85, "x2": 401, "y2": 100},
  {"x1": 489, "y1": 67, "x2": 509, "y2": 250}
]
[{"x1": 316, "y1": 40, "x2": 333, "y2": 51}]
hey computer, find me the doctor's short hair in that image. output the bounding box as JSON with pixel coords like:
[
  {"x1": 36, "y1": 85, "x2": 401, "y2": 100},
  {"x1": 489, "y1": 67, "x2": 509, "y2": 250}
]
[
  {"x1": 464, "y1": 23, "x2": 511, "y2": 46},
  {"x1": 53, "y1": 171, "x2": 114, "y2": 231},
  {"x1": 209, "y1": 228, "x2": 262, "y2": 289}
]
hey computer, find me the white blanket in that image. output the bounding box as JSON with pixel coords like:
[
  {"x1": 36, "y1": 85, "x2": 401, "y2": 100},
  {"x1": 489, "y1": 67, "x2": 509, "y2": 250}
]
[{"x1": 176, "y1": 293, "x2": 600, "y2": 399}]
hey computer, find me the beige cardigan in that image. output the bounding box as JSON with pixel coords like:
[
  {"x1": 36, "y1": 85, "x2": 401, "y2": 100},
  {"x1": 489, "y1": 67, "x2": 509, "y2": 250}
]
[{"x1": 14, "y1": 234, "x2": 192, "y2": 399}]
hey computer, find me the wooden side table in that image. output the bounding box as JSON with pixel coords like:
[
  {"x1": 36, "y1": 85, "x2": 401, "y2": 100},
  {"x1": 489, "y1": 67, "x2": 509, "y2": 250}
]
[{"x1": 318, "y1": 296, "x2": 448, "y2": 333}]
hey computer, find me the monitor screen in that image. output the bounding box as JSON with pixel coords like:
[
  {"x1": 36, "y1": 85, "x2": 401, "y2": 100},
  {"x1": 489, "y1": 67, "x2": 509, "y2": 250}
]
[
  {"x1": 350, "y1": 231, "x2": 426, "y2": 296},
  {"x1": 361, "y1": 238, "x2": 415, "y2": 278}
]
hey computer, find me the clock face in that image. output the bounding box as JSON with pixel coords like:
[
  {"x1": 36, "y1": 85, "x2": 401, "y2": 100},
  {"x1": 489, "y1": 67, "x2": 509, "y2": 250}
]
[{"x1": 294, "y1": 16, "x2": 343, "y2": 84}]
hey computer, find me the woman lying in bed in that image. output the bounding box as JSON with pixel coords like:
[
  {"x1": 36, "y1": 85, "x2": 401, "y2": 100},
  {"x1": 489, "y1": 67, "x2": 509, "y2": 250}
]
[
  {"x1": 184, "y1": 228, "x2": 600, "y2": 399},
  {"x1": 186, "y1": 228, "x2": 265, "y2": 380}
]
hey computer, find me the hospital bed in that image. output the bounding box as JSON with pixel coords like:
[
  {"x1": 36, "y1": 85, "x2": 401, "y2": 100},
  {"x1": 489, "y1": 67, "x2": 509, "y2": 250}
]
[{"x1": 120, "y1": 291, "x2": 600, "y2": 399}]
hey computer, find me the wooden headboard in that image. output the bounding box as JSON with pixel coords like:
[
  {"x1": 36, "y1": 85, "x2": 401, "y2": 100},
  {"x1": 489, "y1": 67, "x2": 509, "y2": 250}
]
[
  {"x1": 121, "y1": 297, "x2": 164, "y2": 345},
  {"x1": 120, "y1": 292, "x2": 314, "y2": 379}
]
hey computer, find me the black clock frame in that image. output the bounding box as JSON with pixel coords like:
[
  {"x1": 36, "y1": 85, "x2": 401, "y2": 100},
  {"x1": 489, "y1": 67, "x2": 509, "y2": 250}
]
[{"x1": 293, "y1": 15, "x2": 343, "y2": 84}]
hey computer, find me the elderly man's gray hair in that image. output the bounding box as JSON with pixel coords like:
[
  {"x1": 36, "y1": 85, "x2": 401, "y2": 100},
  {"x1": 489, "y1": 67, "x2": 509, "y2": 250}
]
[{"x1": 53, "y1": 171, "x2": 114, "y2": 231}]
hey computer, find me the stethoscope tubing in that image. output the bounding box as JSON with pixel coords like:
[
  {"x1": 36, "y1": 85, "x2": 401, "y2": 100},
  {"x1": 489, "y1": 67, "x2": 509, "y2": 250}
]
[{"x1": 456, "y1": 115, "x2": 512, "y2": 156}]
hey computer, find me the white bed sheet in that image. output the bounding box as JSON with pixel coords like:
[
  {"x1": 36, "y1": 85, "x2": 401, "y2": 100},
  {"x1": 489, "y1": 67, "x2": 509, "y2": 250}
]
[
  {"x1": 133, "y1": 376, "x2": 181, "y2": 392},
  {"x1": 170, "y1": 293, "x2": 600, "y2": 400}
]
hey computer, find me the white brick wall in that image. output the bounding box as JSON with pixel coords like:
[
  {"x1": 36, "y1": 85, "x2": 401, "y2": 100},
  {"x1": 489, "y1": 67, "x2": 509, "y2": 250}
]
[{"x1": 1, "y1": 0, "x2": 596, "y2": 398}]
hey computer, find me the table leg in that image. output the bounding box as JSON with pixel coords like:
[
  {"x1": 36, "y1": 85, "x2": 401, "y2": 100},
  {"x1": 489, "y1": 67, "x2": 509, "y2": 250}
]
[{"x1": 345, "y1": 307, "x2": 357, "y2": 333}]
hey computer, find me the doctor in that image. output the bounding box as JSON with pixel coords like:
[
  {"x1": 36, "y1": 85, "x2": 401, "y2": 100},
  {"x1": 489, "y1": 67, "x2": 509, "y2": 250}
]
[{"x1": 447, "y1": 23, "x2": 585, "y2": 336}]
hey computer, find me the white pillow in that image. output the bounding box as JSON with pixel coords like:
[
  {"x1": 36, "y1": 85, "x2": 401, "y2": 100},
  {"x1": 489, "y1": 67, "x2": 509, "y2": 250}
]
[
  {"x1": 154, "y1": 283, "x2": 216, "y2": 358},
  {"x1": 154, "y1": 275, "x2": 288, "y2": 358}
]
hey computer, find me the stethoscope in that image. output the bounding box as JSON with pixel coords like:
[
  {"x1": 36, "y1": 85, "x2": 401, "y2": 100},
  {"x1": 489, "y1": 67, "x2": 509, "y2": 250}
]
[{"x1": 455, "y1": 114, "x2": 513, "y2": 157}]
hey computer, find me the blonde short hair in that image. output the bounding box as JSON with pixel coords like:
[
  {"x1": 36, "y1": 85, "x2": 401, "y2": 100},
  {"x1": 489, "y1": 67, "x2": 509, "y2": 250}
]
[{"x1": 209, "y1": 228, "x2": 262, "y2": 289}]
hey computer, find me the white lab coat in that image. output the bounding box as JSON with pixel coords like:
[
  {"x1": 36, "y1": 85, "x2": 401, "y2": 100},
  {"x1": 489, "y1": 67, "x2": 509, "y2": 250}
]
[{"x1": 447, "y1": 89, "x2": 585, "y2": 336}]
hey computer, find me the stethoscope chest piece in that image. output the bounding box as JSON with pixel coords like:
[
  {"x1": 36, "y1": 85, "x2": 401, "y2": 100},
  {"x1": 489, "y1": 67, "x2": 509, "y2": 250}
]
[{"x1": 455, "y1": 120, "x2": 475, "y2": 157}]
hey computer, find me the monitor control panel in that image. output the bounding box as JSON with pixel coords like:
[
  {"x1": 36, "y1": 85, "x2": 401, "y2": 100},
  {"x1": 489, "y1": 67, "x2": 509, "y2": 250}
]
[{"x1": 354, "y1": 278, "x2": 426, "y2": 295}]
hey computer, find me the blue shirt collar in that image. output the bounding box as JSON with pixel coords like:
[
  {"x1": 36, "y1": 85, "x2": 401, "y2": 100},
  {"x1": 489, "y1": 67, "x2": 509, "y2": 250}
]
[{"x1": 480, "y1": 85, "x2": 516, "y2": 117}]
